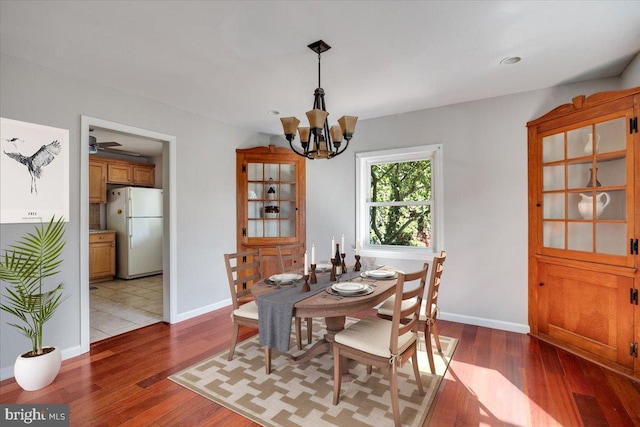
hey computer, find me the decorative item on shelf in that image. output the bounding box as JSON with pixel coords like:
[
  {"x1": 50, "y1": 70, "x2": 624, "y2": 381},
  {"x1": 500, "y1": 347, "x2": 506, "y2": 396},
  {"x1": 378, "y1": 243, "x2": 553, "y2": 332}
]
[
  {"x1": 262, "y1": 205, "x2": 279, "y2": 218},
  {"x1": 586, "y1": 168, "x2": 602, "y2": 188},
  {"x1": 280, "y1": 40, "x2": 357, "y2": 160},
  {"x1": 267, "y1": 178, "x2": 276, "y2": 200},
  {"x1": 578, "y1": 192, "x2": 610, "y2": 219},
  {"x1": 248, "y1": 190, "x2": 258, "y2": 200},
  {"x1": 583, "y1": 132, "x2": 600, "y2": 155}
]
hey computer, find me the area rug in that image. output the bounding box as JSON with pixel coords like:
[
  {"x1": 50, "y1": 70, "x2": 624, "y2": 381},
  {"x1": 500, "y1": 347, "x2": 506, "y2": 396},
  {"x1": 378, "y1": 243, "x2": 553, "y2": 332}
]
[{"x1": 169, "y1": 318, "x2": 457, "y2": 427}]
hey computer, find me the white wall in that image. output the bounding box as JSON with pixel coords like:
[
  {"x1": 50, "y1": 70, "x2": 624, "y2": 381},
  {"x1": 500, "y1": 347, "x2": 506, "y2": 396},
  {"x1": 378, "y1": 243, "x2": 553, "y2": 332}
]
[
  {"x1": 296, "y1": 77, "x2": 629, "y2": 333},
  {"x1": 621, "y1": 52, "x2": 640, "y2": 88},
  {"x1": 0, "y1": 54, "x2": 269, "y2": 378}
]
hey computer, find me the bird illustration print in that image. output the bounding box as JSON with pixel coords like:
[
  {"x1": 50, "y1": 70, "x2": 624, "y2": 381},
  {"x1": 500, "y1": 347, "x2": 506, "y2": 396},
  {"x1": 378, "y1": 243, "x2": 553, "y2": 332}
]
[{"x1": 3, "y1": 140, "x2": 62, "y2": 194}]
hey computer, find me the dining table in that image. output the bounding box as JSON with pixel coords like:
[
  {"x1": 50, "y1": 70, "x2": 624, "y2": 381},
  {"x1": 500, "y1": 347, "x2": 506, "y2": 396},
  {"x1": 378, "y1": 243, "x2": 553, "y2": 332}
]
[{"x1": 251, "y1": 266, "x2": 399, "y2": 380}]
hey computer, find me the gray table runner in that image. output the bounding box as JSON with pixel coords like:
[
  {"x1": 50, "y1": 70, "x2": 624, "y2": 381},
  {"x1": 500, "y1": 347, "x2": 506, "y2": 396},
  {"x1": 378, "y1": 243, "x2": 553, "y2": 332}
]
[{"x1": 258, "y1": 277, "x2": 331, "y2": 352}]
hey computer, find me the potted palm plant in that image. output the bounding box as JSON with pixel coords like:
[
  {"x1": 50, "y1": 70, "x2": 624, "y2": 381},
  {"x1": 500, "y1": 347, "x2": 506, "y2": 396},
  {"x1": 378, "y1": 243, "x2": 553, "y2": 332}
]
[{"x1": 0, "y1": 216, "x2": 67, "y2": 391}]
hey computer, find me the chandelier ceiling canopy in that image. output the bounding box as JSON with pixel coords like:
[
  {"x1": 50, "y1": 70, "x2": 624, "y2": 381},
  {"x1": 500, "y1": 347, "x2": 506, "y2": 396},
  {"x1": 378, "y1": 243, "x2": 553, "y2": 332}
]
[{"x1": 280, "y1": 40, "x2": 357, "y2": 160}]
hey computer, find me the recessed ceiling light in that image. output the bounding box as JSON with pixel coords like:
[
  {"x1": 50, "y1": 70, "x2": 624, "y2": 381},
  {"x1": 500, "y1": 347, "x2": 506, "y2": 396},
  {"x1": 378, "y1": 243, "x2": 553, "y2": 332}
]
[
  {"x1": 500, "y1": 56, "x2": 522, "y2": 65},
  {"x1": 268, "y1": 110, "x2": 280, "y2": 116}
]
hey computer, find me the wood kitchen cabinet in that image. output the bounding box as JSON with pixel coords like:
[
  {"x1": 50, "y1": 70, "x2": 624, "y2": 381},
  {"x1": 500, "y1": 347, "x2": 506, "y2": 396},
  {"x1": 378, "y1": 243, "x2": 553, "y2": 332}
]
[
  {"x1": 89, "y1": 157, "x2": 156, "y2": 202},
  {"x1": 236, "y1": 145, "x2": 306, "y2": 285},
  {"x1": 89, "y1": 232, "x2": 116, "y2": 282},
  {"x1": 527, "y1": 87, "x2": 640, "y2": 379},
  {"x1": 89, "y1": 160, "x2": 107, "y2": 203}
]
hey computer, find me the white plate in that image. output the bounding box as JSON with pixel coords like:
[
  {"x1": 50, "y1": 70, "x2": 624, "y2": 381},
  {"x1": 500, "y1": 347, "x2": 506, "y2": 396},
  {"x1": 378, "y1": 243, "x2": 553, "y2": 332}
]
[
  {"x1": 331, "y1": 282, "x2": 368, "y2": 294},
  {"x1": 364, "y1": 269, "x2": 395, "y2": 278},
  {"x1": 269, "y1": 273, "x2": 302, "y2": 283}
]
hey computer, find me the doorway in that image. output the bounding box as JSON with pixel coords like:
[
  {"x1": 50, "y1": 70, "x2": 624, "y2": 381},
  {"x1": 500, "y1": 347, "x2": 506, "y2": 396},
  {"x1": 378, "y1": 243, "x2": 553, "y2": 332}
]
[{"x1": 80, "y1": 116, "x2": 177, "y2": 353}]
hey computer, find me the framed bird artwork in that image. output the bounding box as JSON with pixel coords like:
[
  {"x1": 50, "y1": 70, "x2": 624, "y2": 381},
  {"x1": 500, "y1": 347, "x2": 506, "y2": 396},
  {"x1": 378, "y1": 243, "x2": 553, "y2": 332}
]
[{"x1": 0, "y1": 118, "x2": 69, "y2": 223}]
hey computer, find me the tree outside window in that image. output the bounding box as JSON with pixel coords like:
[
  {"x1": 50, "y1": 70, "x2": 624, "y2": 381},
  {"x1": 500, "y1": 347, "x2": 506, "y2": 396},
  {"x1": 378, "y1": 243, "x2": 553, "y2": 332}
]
[{"x1": 357, "y1": 145, "x2": 442, "y2": 258}]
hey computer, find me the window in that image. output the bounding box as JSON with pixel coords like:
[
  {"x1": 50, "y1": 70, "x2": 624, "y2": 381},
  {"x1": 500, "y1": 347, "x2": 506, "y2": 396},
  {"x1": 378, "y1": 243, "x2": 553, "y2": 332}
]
[{"x1": 356, "y1": 145, "x2": 443, "y2": 260}]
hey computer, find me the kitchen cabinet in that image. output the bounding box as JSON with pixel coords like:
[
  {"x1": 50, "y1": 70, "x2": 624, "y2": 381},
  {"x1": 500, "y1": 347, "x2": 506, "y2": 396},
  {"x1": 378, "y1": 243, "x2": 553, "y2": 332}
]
[
  {"x1": 89, "y1": 160, "x2": 107, "y2": 203},
  {"x1": 527, "y1": 87, "x2": 640, "y2": 379},
  {"x1": 89, "y1": 231, "x2": 116, "y2": 282},
  {"x1": 236, "y1": 145, "x2": 306, "y2": 283},
  {"x1": 89, "y1": 157, "x2": 156, "y2": 203}
]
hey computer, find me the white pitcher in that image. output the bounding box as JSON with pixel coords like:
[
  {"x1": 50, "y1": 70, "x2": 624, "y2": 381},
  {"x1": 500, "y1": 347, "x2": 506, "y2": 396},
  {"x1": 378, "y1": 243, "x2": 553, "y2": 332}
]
[{"x1": 578, "y1": 192, "x2": 610, "y2": 219}]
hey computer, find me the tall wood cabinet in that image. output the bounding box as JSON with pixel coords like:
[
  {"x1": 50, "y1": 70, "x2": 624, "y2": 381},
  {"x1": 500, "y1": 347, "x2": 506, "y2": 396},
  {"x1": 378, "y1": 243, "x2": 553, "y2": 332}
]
[
  {"x1": 527, "y1": 87, "x2": 640, "y2": 379},
  {"x1": 236, "y1": 145, "x2": 306, "y2": 284}
]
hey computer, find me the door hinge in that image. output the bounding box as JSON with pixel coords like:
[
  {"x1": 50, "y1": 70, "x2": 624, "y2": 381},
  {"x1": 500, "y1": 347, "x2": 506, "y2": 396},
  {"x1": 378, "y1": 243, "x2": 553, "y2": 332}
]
[
  {"x1": 630, "y1": 117, "x2": 638, "y2": 134},
  {"x1": 631, "y1": 238, "x2": 639, "y2": 255},
  {"x1": 631, "y1": 288, "x2": 639, "y2": 305},
  {"x1": 242, "y1": 164, "x2": 247, "y2": 173},
  {"x1": 242, "y1": 228, "x2": 247, "y2": 237},
  {"x1": 631, "y1": 342, "x2": 638, "y2": 358},
  {"x1": 242, "y1": 255, "x2": 247, "y2": 263},
  {"x1": 242, "y1": 281, "x2": 247, "y2": 290}
]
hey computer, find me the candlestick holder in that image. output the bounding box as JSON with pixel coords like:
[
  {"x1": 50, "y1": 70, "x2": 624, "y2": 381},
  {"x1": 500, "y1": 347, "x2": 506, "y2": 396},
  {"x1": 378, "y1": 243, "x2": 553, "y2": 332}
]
[
  {"x1": 302, "y1": 274, "x2": 310, "y2": 292},
  {"x1": 330, "y1": 257, "x2": 337, "y2": 281},
  {"x1": 340, "y1": 253, "x2": 346, "y2": 275},
  {"x1": 310, "y1": 264, "x2": 317, "y2": 284},
  {"x1": 354, "y1": 255, "x2": 361, "y2": 271}
]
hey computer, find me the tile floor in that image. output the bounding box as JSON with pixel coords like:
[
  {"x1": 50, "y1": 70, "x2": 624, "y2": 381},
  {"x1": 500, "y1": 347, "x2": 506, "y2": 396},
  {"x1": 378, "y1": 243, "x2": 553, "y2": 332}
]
[{"x1": 90, "y1": 274, "x2": 163, "y2": 343}]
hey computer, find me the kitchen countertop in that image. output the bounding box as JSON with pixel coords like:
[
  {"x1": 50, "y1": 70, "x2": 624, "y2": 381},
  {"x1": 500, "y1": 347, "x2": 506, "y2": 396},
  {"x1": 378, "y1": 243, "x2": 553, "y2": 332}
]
[{"x1": 89, "y1": 229, "x2": 115, "y2": 234}]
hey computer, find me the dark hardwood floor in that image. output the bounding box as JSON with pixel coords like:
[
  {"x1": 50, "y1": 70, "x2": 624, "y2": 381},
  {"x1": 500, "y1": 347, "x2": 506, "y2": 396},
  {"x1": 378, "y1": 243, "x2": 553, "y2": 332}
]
[{"x1": 1, "y1": 306, "x2": 639, "y2": 426}]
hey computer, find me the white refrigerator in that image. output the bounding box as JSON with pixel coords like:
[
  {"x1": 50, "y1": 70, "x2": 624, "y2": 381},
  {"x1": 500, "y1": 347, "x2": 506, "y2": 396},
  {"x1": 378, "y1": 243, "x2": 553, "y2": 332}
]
[{"x1": 107, "y1": 187, "x2": 163, "y2": 279}]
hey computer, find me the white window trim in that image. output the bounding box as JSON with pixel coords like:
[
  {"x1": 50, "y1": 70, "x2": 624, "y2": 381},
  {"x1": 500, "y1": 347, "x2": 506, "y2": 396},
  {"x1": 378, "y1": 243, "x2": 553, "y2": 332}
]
[{"x1": 355, "y1": 144, "x2": 443, "y2": 261}]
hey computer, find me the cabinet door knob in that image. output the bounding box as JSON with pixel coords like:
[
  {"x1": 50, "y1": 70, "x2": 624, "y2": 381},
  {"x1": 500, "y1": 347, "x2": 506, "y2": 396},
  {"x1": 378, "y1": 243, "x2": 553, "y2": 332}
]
[{"x1": 539, "y1": 282, "x2": 544, "y2": 287}]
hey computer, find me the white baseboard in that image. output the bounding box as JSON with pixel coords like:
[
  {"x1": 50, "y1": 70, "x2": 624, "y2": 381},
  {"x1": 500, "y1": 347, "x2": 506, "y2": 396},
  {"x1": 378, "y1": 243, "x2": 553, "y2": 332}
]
[
  {"x1": 439, "y1": 311, "x2": 530, "y2": 334},
  {"x1": 175, "y1": 299, "x2": 231, "y2": 323},
  {"x1": 0, "y1": 345, "x2": 84, "y2": 381}
]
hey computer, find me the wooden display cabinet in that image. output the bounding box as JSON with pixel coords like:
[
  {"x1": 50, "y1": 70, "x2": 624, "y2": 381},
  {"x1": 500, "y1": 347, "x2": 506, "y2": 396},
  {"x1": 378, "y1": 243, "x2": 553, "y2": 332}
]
[
  {"x1": 89, "y1": 232, "x2": 116, "y2": 282},
  {"x1": 527, "y1": 87, "x2": 640, "y2": 379},
  {"x1": 236, "y1": 145, "x2": 306, "y2": 285}
]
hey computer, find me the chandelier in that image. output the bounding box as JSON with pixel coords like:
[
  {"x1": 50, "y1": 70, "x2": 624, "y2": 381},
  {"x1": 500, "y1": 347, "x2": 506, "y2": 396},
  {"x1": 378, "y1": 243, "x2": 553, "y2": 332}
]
[{"x1": 280, "y1": 40, "x2": 357, "y2": 159}]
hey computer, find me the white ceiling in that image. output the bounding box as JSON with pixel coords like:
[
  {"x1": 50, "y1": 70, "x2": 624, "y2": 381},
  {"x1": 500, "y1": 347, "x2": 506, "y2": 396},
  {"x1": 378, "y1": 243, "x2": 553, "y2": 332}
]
[{"x1": 2, "y1": 1, "x2": 640, "y2": 154}]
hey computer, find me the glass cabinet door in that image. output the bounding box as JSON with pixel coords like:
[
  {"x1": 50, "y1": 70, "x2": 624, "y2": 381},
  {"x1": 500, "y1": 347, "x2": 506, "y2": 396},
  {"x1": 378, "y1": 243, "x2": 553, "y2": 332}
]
[
  {"x1": 246, "y1": 162, "x2": 297, "y2": 238},
  {"x1": 541, "y1": 115, "x2": 631, "y2": 260}
]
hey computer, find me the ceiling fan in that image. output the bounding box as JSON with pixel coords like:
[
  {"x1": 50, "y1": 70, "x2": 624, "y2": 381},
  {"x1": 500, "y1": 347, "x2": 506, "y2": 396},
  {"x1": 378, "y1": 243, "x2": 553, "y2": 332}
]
[{"x1": 89, "y1": 134, "x2": 141, "y2": 157}]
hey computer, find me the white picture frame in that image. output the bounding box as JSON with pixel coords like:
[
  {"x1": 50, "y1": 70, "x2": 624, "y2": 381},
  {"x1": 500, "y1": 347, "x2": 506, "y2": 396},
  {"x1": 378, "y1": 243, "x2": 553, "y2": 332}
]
[{"x1": 0, "y1": 117, "x2": 70, "y2": 223}]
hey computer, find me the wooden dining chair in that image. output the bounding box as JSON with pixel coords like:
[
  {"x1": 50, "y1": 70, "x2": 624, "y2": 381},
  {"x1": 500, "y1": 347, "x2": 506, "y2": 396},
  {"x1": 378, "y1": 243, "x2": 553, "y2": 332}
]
[
  {"x1": 376, "y1": 250, "x2": 446, "y2": 373},
  {"x1": 224, "y1": 249, "x2": 272, "y2": 373},
  {"x1": 276, "y1": 243, "x2": 313, "y2": 347},
  {"x1": 332, "y1": 264, "x2": 429, "y2": 427}
]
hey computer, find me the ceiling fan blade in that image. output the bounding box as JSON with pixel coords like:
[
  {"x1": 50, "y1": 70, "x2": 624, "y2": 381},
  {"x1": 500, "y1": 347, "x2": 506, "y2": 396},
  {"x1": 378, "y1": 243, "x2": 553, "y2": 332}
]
[
  {"x1": 99, "y1": 147, "x2": 142, "y2": 157},
  {"x1": 96, "y1": 141, "x2": 122, "y2": 148}
]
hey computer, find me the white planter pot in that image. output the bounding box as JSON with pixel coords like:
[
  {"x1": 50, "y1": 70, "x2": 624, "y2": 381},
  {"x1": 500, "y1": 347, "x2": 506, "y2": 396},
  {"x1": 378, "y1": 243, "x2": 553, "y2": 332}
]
[{"x1": 14, "y1": 346, "x2": 61, "y2": 391}]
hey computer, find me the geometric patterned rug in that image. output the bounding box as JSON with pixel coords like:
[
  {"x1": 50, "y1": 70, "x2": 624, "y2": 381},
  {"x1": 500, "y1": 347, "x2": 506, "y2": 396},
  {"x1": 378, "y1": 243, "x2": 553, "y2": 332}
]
[{"x1": 169, "y1": 318, "x2": 458, "y2": 427}]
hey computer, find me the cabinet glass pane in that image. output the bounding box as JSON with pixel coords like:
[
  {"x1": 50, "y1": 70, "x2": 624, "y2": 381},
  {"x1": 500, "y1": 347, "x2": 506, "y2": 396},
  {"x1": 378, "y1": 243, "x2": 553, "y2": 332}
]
[
  {"x1": 567, "y1": 163, "x2": 590, "y2": 189},
  {"x1": 596, "y1": 223, "x2": 626, "y2": 255},
  {"x1": 543, "y1": 221, "x2": 564, "y2": 249},
  {"x1": 567, "y1": 126, "x2": 591, "y2": 159},
  {"x1": 247, "y1": 163, "x2": 263, "y2": 181},
  {"x1": 567, "y1": 192, "x2": 584, "y2": 220},
  {"x1": 281, "y1": 164, "x2": 296, "y2": 181},
  {"x1": 248, "y1": 201, "x2": 262, "y2": 219},
  {"x1": 265, "y1": 220, "x2": 279, "y2": 237},
  {"x1": 543, "y1": 193, "x2": 564, "y2": 219},
  {"x1": 281, "y1": 220, "x2": 295, "y2": 237},
  {"x1": 248, "y1": 219, "x2": 263, "y2": 237},
  {"x1": 568, "y1": 222, "x2": 592, "y2": 252},
  {"x1": 596, "y1": 117, "x2": 626, "y2": 154},
  {"x1": 543, "y1": 165, "x2": 564, "y2": 191},
  {"x1": 248, "y1": 183, "x2": 263, "y2": 200},
  {"x1": 279, "y1": 184, "x2": 295, "y2": 200},
  {"x1": 542, "y1": 133, "x2": 564, "y2": 162},
  {"x1": 264, "y1": 164, "x2": 279, "y2": 181},
  {"x1": 597, "y1": 189, "x2": 624, "y2": 221},
  {"x1": 280, "y1": 201, "x2": 295, "y2": 218},
  {"x1": 596, "y1": 157, "x2": 625, "y2": 187}
]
